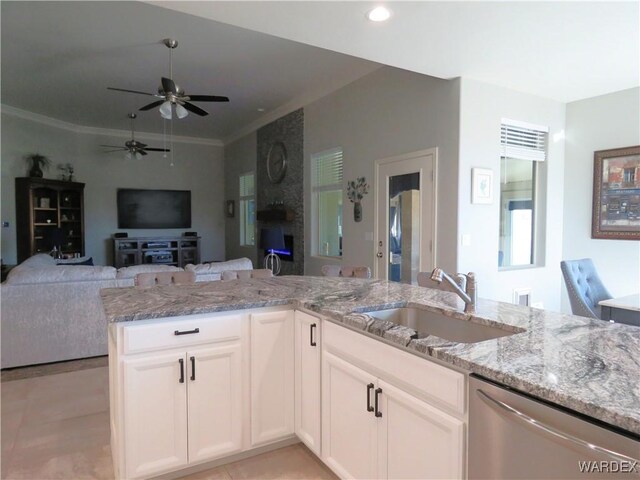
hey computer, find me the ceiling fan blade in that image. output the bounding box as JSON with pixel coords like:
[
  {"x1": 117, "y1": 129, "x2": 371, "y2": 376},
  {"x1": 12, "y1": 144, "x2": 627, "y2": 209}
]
[
  {"x1": 161, "y1": 77, "x2": 177, "y2": 94},
  {"x1": 139, "y1": 149, "x2": 148, "y2": 156},
  {"x1": 144, "y1": 147, "x2": 171, "y2": 152},
  {"x1": 187, "y1": 95, "x2": 230, "y2": 102},
  {"x1": 182, "y1": 102, "x2": 209, "y2": 116},
  {"x1": 139, "y1": 100, "x2": 165, "y2": 111},
  {"x1": 100, "y1": 145, "x2": 126, "y2": 149},
  {"x1": 102, "y1": 149, "x2": 127, "y2": 153},
  {"x1": 107, "y1": 87, "x2": 156, "y2": 97}
]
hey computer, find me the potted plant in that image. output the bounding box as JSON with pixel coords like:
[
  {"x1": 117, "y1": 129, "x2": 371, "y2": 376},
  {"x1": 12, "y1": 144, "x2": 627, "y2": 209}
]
[{"x1": 25, "y1": 153, "x2": 51, "y2": 178}]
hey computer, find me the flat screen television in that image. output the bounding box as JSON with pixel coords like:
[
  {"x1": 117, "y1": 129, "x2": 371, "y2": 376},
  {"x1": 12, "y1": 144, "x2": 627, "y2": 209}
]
[{"x1": 117, "y1": 189, "x2": 191, "y2": 229}]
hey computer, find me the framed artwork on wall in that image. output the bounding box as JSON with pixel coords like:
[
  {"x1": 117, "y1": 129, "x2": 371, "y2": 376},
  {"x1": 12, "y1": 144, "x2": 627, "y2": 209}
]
[
  {"x1": 592, "y1": 145, "x2": 640, "y2": 240},
  {"x1": 471, "y1": 168, "x2": 494, "y2": 204}
]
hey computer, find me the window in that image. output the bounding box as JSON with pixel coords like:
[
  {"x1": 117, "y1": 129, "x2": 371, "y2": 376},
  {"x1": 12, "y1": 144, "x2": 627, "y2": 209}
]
[
  {"x1": 499, "y1": 120, "x2": 548, "y2": 268},
  {"x1": 312, "y1": 148, "x2": 343, "y2": 257},
  {"x1": 239, "y1": 173, "x2": 255, "y2": 246}
]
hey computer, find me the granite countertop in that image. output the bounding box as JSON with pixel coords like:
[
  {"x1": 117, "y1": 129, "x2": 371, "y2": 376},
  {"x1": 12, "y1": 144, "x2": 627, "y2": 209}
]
[{"x1": 100, "y1": 276, "x2": 640, "y2": 436}]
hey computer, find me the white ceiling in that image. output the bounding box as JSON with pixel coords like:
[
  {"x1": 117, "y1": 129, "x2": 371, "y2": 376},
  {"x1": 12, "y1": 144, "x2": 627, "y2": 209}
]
[
  {"x1": 0, "y1": 2, "x2": 380, "y2": 140},
  {"x1": 150, "y1": 1, "x2": 640, "y2": 103}
]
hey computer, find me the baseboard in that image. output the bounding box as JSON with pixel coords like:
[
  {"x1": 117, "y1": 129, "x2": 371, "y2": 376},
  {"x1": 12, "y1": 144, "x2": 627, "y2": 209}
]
[{"x1": 150, "y1": 436, "x2": 301, "y2": 480}]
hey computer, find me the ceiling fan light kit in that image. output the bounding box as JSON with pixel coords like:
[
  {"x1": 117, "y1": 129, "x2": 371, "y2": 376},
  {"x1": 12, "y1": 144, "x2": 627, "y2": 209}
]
[{"x1": 107, "y1": 38, "x2": 229, "y2": 121}]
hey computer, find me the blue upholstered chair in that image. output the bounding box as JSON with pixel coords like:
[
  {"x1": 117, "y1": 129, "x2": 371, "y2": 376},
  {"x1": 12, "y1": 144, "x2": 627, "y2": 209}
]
[{"x1": 560, "y1": 259, "x2": 612, "y2": 319}]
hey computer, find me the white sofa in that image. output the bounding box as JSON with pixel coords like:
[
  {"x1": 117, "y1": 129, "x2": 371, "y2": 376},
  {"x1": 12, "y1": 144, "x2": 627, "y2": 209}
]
[{"x1": 1, "y1": 255, "x2": 253, "y2": 369}]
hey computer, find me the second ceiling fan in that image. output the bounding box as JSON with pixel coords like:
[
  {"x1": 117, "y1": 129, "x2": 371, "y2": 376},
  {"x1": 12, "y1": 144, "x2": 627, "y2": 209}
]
[{"x1": 108, "y1": 38, "x2": 229, "y2": 120}]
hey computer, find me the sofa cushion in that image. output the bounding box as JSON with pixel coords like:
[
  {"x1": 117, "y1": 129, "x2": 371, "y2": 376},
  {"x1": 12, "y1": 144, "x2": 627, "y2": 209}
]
[
  {"x1": 57, "y1": 256, "x2": 94, "y2": 266},
  {"x1": 185, "y1": 258, "x2": 253, "y2": 275},
  {"x1": 116, "y1": 264, "x2": 182, "y2": 279},
  {"x1": 20, "y1": 254, "x2": 57, "y2": 268},
  {"x1": 6, "y1": 265, "x2": 117, "y2": 285}
]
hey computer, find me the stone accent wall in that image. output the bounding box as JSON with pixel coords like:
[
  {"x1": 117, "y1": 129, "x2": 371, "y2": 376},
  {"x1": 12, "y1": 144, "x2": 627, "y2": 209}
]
[{"x1": 256, "y1": 109, "x2": 304, "y2": 275}]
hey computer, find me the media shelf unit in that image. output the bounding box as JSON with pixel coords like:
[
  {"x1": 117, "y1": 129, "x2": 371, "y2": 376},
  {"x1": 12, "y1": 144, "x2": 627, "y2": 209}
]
[
  {"x1": 15, "y1": 177, "x2": 85, "y2": 263},
  {"x1": 113, "y1": 236, "x2": 201, "y2": 268}
]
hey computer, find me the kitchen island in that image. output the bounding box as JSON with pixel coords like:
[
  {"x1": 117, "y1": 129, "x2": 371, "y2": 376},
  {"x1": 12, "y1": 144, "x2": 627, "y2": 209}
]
[{"x1": 101, "y1": 276, "x2": 640, "y2": 479}]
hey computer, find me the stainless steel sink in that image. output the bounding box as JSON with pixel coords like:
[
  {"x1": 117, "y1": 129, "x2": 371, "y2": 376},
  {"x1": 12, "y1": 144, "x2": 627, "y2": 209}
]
[{"x1": 368, "y1": 307, "x2": 517, "y2": 343}]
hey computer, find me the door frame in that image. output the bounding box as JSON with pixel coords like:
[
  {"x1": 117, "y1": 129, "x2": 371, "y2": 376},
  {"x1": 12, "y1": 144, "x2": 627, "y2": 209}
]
[{"x1": 373, "y1": 148, "x2": 438, "y2": 280}]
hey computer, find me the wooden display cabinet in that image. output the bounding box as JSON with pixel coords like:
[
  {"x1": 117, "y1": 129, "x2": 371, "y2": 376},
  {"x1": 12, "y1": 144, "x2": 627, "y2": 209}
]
[{"x1": 15, "y1": 177, "x2": 85, "y2": 263}]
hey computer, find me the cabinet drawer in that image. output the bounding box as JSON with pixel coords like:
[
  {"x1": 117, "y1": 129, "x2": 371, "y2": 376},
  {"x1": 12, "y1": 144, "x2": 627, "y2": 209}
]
[
  {"x1": 122, "y1": 313, "x2": 242, "y2": 355},
  {"x1": 323, "y1": 321, "x2": 466, "y2": 416}
]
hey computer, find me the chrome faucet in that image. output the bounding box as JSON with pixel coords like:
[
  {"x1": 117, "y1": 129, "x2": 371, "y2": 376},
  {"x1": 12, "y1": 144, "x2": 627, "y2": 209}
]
[{"x1": 430, "y1": 268, "x2": 478, "y2": 314}]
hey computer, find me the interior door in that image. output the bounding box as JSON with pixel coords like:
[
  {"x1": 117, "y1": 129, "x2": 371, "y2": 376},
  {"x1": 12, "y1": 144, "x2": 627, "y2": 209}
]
[{"x1": 375, "y1": 149, "x2": 436, "y2": 284}]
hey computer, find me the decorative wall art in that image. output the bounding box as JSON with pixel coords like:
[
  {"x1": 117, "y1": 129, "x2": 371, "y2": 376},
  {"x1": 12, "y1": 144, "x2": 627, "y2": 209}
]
[
  {"x1": 225, "y1": 200, "x2": 235, "y2": 218},
  {"x1": 471, "y1": 168, "x2": 494, "y2": 204},
  {"x1": 347, "y1": 177, "x2": 370, "y2": 222},
  {"x1": 592, "y1": 145, "x2": 640, "y2": 240}
]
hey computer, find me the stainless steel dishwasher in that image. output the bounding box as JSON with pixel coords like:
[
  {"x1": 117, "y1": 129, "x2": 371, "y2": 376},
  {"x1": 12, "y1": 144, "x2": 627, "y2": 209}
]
[{"x1": 469, "y1": 375, "x2": 640, "y2": 479}]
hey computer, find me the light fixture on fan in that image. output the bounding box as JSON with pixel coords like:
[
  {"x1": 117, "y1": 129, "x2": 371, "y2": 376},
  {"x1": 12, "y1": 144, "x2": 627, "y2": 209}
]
[{"x1": 108, "y1": 39, "x2": 230, "y2": 120}]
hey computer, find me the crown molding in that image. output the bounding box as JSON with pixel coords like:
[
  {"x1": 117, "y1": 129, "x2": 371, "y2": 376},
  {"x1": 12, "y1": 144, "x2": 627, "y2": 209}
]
[{"x1": 1, "y1": 104, "x2": 224, "y2": 147}]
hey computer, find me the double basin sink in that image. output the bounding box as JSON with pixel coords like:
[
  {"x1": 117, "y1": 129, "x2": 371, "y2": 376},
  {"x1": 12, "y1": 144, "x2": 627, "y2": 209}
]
[{"x1": 367, "y1": 307, "x2": 518, "y2": 344}]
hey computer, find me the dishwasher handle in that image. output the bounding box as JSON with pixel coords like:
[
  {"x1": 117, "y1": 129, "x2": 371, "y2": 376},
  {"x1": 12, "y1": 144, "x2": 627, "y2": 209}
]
[{"x1": 476, "y1": 389, "x2": 639, "y2": 463}]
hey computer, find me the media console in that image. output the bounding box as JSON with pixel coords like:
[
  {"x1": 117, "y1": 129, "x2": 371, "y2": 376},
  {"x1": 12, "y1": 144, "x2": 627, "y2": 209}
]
[{"x1": 112, "y1": 236, "x2": 201, "y2": 268}]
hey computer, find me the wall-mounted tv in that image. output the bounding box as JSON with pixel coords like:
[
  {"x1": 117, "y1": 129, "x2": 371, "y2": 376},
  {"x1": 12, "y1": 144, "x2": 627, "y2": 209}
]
[{"x1": 117, "y1": 189, "x2": 191, "y2": 229}]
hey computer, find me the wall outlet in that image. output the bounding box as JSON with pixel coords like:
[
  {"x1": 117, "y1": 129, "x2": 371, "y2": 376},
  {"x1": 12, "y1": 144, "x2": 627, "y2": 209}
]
[{"x1": 513, "y1": 288, "x2": 532, "y2": 306}]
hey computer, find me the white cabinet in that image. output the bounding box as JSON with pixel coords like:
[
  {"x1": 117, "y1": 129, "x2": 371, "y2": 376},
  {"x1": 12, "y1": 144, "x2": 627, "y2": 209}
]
[
  {"x1": 377, "y1": 380, "x2": 464, "y2": 480},
  {"x1": 294, "y1": 311, "x2": 322, "y2": 455},
  {"x1": 322, "y1": 351, "x2": 378, "y2": 480},
  {"x1": 123, "y1": 352, "x2": 188, "y2": 479},
  {"x1": 113, "y1": 313, "x2": 245, "y2": 479},
  {"x1": 187, "y1": 344, "x2": 243, "y2": 463},
  {"x1": 322, "y1": 321, "x2": 466, "y2": 480},
  {"x1": 250, "y1": 310, "x2": 295, "y2": 446}
]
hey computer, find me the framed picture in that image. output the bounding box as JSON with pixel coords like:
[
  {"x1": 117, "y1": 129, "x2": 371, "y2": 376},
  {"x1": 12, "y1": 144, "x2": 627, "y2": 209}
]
[
  {"x1": 471, "y1": 168, "x2": 494, "y2": 204},
  {"x1": 225, "y1": 200, "x2": 235, "y2": 218},
  {"x1": 592, "y1": 146, "x2": 640, "y2": 240}
]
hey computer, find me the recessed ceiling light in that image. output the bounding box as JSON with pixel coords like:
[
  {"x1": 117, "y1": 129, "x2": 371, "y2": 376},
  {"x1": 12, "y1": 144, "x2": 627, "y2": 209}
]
[
  {"x1": 257, "y1": 108, "x2": 265, "y2": 112},
  {"x1": 367, "y1": 6, "x2": 391, "y2": 22}
]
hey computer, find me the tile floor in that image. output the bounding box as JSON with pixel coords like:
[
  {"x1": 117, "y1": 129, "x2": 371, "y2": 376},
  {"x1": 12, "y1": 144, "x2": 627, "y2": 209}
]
[{"x1": 1, "y1": 365, "x2": 337, "y2": 480}]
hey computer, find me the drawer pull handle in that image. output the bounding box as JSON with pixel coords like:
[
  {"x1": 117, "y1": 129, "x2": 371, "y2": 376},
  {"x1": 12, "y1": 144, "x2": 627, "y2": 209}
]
[
  {"x1": 374, "y1": 388, "x2": 383, "y2": 417},
  {"x1": 310, "y1": 323, "x2": 317, "y2": 347},
  {"x1": 174, "y1": 328, "x2": 200, "y2": 336},
  {"x1": 190, "y1": 356, "x2": 196, "y2": 381},
  {"x1": 367, "y1": 383, "x2": 375, "y2": 412},
  {"x1": 178, "y1": 358, "x2": 185, "y2": 384}
]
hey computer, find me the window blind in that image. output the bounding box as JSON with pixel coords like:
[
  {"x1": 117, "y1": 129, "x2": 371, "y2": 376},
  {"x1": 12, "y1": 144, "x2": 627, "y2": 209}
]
[
  {"x1": 313, "y1": 148, "x2": 343, "y2": 188},
  {"x1": 500, "y1": 122, "x2": 548, "y2": 162},
  {"x1": 239, "y1": 173, "x2": 254, "y2": 197}
]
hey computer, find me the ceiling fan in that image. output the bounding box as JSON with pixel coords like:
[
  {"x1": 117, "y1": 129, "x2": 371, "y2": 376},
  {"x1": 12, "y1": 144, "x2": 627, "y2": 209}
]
[
  {"x1": 100, "y1": 113, "x2": 170, "y2": 160},
  {"x1": 107, "y1": 38, "x2": 229, "y2": 120}
]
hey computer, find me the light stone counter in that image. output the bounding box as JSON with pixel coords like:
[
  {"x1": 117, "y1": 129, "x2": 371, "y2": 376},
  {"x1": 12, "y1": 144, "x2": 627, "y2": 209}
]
[{"x1": 100, "y1": 276, "x2": 640, "y2": 436}]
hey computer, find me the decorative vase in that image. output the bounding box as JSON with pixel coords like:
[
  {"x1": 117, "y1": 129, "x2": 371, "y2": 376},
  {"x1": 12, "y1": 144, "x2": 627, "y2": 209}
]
[
  {"x1": 29, "y1": 164, "x2": 43, "y2": 178},
  {"x1": 354, "y1": 201, "x2": 363, "y2": 222}
]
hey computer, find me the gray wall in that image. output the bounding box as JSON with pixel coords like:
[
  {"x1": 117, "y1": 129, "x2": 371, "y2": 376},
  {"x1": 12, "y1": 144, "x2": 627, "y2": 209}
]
[
  {"x1": 562, "y1": 87, "x2": 640, "y2": 310},
  {"x1": 224, "y1": 131, "x2": 258, "y2": 266},
  {"x1": 304, "y1": 67, "x2": 461, "y2": 275},
  {"x1": 458, "y1": 78, "x2": 566, "y2": 311},
  {"x1": 1, "y1": 111, "x2": 226, "y2": 266},
  {"x1": 257, "y1": 109, "x2": 304, "y2": 275}
]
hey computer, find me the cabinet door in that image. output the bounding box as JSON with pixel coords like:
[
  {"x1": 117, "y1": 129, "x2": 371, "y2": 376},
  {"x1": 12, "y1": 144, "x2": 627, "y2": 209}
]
[
  {"x1": 123, "y1": 352, "x2": 188, "y2": 479},
  {"x1": 377, "y1": 380, "x2": 465, "y2": 480},
  {"x1": 250, "y1": 310, "x2": 295, "y2": 445},
  {"x1": 294, "y1": 311, "x2": 321, "y2": 455},
  {"x1": 187, "y1": 343, "x2": 243, "y2": 464},
  {"x1": 322, "y1": 351, "x2": 377, "y2": 480}
]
